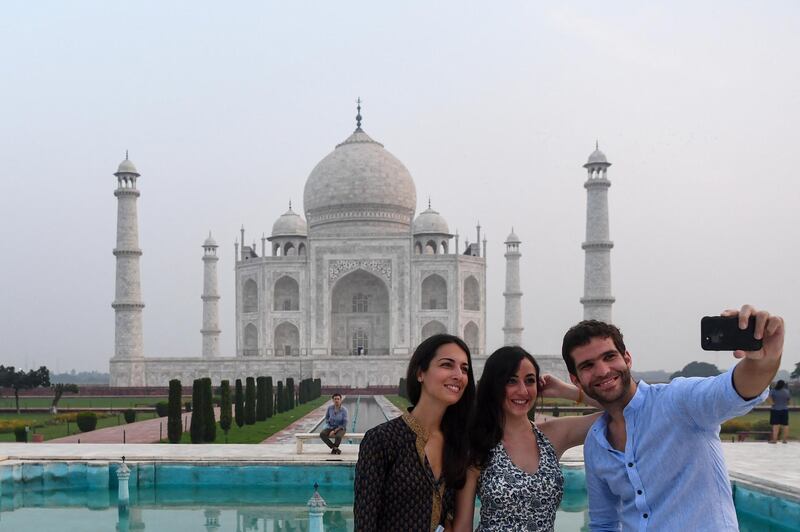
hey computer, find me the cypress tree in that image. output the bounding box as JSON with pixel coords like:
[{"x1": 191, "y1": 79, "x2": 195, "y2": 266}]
[
  {"x1": 167, "y1": 379, "x2": 182, "y2": 443},
  {"x1": 203, "y1": 378, "x2": 216, "y2": 442},
  {"x1": 314, "y1": 378, "x2": 321, "y2": 399},
  {"x1": 276, "y1": 380, "x2": 284, "y2": 413},
  {"x1": 190, "y1": 379, "x2": 204, "y2": 443},
  {"x1": 286, "y1": 378, "x2": 295, "y2": 410},
  {"x1": 219, "y1": 380, "x2": 232, "y2": 437},
  {"x1": 256, "y1": 377, "x2": 267, "y2": 421},
  {"x1": 245, "y1": 377, "x2": 256, "y2": 425},
  {"x1": 234, "y1": 378, "x2": 244, "y2": 428},
  {"x1": 265, "y1": 377, "x2": 274, "y2": 418}
]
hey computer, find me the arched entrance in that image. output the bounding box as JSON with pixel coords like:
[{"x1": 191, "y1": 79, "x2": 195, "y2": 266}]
[{"x1": 330, "y1": 269, "x2": 390, "y2": 356}]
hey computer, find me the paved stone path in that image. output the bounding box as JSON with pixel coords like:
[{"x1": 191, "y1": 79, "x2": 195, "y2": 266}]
[
  {"x1": 48, "y1": 410, "x2": 216, "y2": 444},
  {"x1": 262, "y1": 401, "x2": 331, "y2": 444}
]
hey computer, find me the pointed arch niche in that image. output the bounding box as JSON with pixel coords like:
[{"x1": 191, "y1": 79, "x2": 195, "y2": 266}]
[
  {"x1": 330, "y1": 269, "x2": 390, "y2": 356},
  {"x1": 274, "y1": 276, "x2": 300, "y2": 311}
]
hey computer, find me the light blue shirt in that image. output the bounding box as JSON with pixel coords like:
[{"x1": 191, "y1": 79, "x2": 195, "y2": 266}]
[
  {"x1": 324, "y1": 405, "x2": 348, "y2": 430},
  {"x1": 584, "y1": 368, "x2": 767, "y2": 531}
]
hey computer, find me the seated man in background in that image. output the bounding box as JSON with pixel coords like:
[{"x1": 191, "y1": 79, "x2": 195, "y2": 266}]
[{"x1": 320, "y1": 393, "x2": 348, "y2": 455}]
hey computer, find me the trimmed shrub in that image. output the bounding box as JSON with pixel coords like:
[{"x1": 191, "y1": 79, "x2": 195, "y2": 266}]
[
  {"x1": 155, "y1": 401, "x2": 169, "y2": 417},
  {"x1": 286, "y1": 378, "x2": 295, "y2": 410},
  {"x1": 184, "y1": 401, "x2": 192, "y2": 412},
  {"x1": 720, "y1": 419, "x2": 751, "y2": 434},
  {"x1": 266, "y1": 377, "x2": 274, "y2": 418},
  {"x1": 168, "y1": 379, "x2": 183, "y2": 443},
  {"x1": 314, "y1": 378, "x2": 321, "y2": 399},
  {"x1": 245, "y1": 377, "x2": 256, "y2": 425},
  {"x1": 14, "y1": 426, "x2": 27, "y2": 442},
  {"x1": 76, "y1": 412, "x2": 98, "y2": 432},
  {"x1": 276, "y1": 381, "x2": 285, "y2": 413},
  {"x1": 203, "y1": 378, "x2": 216, "y2": 442},
  {"x1": 123, "y1": 409, "x2": 136, "y2": 423},
  {"x1": 398, "y1": 378, "x2": 407, "y2": 398},
  {"x1": 190, "y1": 379, "x2": 204, "y2": 443},
  {"x1": 219, "y1": 380, "x2": 232, "y2": 434},
  {"x1": 234, "y1": 379, "x2": 244, "y2": 428},
  {"x1": 256, "y1": 377, "x2": 267, "y2": 421}
]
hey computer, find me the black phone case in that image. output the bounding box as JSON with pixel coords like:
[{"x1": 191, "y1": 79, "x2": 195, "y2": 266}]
[{"x1": 701, "y1": 316, "x2": 763, "y2": 351}]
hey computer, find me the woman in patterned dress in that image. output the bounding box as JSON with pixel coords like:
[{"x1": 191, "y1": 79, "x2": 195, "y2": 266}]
[
  {"x1": 453, "y1": 346, "x2": 601, "y2": 531},
  {"x1": 354, "y1": 334, "x2": 476, "y2": 531}
]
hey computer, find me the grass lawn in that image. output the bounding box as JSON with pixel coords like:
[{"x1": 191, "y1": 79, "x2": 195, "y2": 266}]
[
  {"x1": 385, "y1": 395, "x2": 410, "y2": 411},
  {"x1": 0, "y1": 411, "x2": 159, "y2": 442},
  {"x1": 725, "y1": 411, "x2": 798, "y2": 441},
  {"x1": 0, "y1": 396, "x2": 173, "y2": 410},
  {"x1": 173, "y1": 396, "x2": 328, "y2": 444}
]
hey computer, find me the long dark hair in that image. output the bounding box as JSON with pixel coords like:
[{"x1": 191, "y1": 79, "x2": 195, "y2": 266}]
[
  {"x1": 469, "y1": 346, "x2": 541, "y2": 468},
  {"x1": 406, "y1": 333, "x2": 476, "y2": 489}
]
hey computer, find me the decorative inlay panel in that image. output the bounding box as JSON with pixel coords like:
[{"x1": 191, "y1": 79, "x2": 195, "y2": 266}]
[{"x1": 328, "y1": 259, "x2": 392, "y2": 282}]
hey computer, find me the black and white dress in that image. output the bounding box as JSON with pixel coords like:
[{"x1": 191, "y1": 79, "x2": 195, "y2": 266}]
[{"x1": 476, "y1": 423, "x2": 564, "y2": 531}]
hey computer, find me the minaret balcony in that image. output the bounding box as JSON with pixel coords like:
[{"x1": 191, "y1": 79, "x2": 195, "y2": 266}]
[{"x1": 581, "y1": 241, "x2": 614, "y2": 250}]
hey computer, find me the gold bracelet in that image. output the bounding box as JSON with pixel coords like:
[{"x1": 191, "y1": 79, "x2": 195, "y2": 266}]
[{"x1": 575, "y1": 387, "x2": 584, "y2": 406}]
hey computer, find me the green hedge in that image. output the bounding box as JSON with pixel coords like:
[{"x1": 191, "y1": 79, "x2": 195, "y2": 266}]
[
  {"x1": 168, "y1": 379, "x2": 182, "y2": 443},
  {"x1": 245, "y1": 377, "x2": 256, "y2": 425},
  {"x1": 219, "y1": 380, "x2": 232, "y2": 434},
  {"x1": 256, "y1": 377, "x2": 267, "y2": 422},
  {"x1": 76, "y1": 412, "x2": 98, "y2": 432},
  {"x1": 234, "y1": 379, "x2": 244, "y2": 428},
  {"x1": 190, "y1": 379, "x2": 204, "y2": 443}
]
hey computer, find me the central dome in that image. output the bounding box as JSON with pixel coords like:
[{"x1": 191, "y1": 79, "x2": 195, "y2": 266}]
[{"x1": 303, "y1": 127, "x2": 417, "y2": 234}]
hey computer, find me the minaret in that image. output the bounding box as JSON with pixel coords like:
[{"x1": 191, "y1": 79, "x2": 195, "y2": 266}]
[
  {"x1": 503, "y1": 229, "x2": 523, "y2": 345},
  {"x1": 111, "y1": 154, "x2": 145, "y2": 382},
  {"x1": 581, "y1": 142, "x2": 615, "y2": 322},
  {"x1": 201, "y1": 232, "x2": 221, "y2": 358}
]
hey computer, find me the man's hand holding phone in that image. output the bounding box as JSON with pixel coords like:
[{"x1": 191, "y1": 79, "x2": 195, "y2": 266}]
[{"x1": 718, "y1": 305, "x2": 784, "y2": 362}]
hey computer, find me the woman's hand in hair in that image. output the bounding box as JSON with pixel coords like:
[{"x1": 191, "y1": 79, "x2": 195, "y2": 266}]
[{"x1": 539, "y1": 374, "x2": 578, "y2": 401}]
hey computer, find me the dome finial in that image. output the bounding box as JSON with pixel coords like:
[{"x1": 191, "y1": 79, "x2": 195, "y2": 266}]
[
  {"x1": 125, "y1": 149, "x2": 129, "y2": 160},
  {"x1": 595, "y1": 139, "x2": 599, "y2": 150},
  {"x1": 356, "y1": 97, "x2": 362, "y2": 130},
  {"x1": 289, "y1": 199, "x2": 292, "y2": 211},
  {"x1": 428, "y1": 196, "x2": 431, "y2": 209}
]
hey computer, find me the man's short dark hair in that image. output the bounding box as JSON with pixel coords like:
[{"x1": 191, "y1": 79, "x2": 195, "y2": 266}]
[
  {"x1": 562, "y1": 320, "x2": 626, "y2": 376},
  {"x1": 331, "y1": 393, "x2": 342, "y2": 399}
]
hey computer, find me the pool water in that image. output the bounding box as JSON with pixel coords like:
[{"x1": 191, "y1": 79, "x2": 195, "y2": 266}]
[{"x1": 1, "y1": 463, "x2": 797, "y2": 531}]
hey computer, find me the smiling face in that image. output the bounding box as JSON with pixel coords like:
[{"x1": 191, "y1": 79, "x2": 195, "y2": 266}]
[
  {"x1": 503, "y1": 357, "x2": 538, "y2": 419},
  {"x1": 417, "y1": 342, "x2": 470, "y2": 407},
  {"x1": 569, "y1": 336, "x2": 635, "y2": 407}
]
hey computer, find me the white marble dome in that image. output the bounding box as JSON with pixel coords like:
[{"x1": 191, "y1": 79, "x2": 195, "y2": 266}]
[
  {"x1": 413, "y1": 206, "x2": 450, "y2": 235},
  {"x1": 303, "y1": 128, "x2": 417, "y2": 232},
  {"x1": 116, "y1": 158, "x2": 139, "y2": 175},
  {"x1": 271, "y1": 206, "x2": 308, "y2": 237},
  {"x1": 203, "y1": 232, "x2": 218, "y2": 247},
  {"x1": 586, "y1": 147, "x2": 609, "y2": 165},
  {"x1": 505, "y1": 228, "x2": 521, "y2": 244}
]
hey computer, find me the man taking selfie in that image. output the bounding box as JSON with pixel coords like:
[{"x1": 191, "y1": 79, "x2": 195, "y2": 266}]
[{"x1": 561, "y1": 305, "x2": 784, "y2": 531}]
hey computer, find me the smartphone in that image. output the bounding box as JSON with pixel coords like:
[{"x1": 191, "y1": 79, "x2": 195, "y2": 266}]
[{"x1": 701, "y1": 315, "x2": 763, "y2": 351}]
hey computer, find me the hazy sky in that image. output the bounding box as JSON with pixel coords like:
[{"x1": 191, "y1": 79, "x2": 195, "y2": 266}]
[{"x1": 1, "y1": 2, "x2": 798, "y2": 375}]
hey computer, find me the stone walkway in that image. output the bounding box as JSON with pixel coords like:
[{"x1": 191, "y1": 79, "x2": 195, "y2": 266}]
[
  {"x1": 47, "y1": 410, "x2": 216, "y2": 444},
  {"x1": 262, "y1": 401, "x2": 331, "y2": 444}
]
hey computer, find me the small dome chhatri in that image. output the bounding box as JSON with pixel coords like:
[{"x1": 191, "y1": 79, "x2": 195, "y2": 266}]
[
  {"x1": 413, "y1": 203, "x2": 450, "y2": 236},
  {"x1": 203, "y1": 232, "x2": 218, "y2": 247},
  {"x1": 271, "y1": 202, "x2": 308, "y2": 238},
  {"x1": 505, "y1": 228, "x2": 521, "y2": 244},
  {"x1": 584, "y1": 141, "x2": 611, "y2": 167},
  {"x1": 115, "y1": 151, "x2": 139, "y2": 175}
]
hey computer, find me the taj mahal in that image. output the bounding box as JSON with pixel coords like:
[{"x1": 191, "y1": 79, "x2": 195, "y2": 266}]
[{"x1": 109, "y1": 104, "x2": 615, "y2": 387}]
